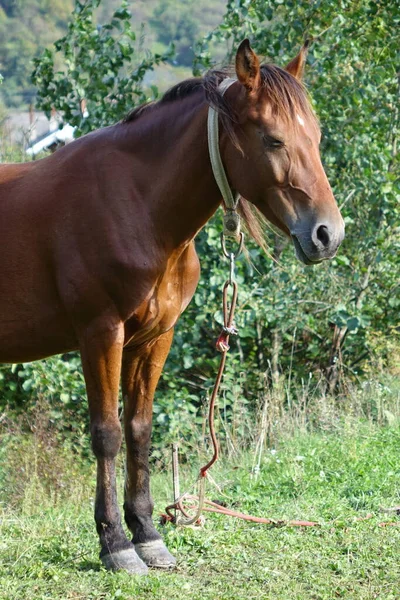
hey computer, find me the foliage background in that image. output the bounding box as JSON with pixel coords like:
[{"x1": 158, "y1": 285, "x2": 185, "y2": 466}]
[
  {"x1": 0, "y1": 0, "x2": 399, "y2": 458},
  {"x1": 0, "y1": 0, "x2": 226, "y2": 108}
]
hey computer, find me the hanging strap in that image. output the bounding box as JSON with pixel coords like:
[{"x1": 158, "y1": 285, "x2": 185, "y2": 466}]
[{"x1": 207, "y1": 77, "x2": 240, "y2": 213}]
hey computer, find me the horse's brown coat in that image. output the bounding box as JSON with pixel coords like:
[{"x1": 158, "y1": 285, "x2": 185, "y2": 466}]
[{"x1": 0, "y1": 41, "x2": 344, "y2": 572}]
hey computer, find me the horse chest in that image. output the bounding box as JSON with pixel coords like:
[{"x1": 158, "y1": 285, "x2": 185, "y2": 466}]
[
  {"x1": 152, "y1": 280, "x2": 186, "y2": 328},
  {"x1": 124, "y1": 244, "x2": 200, "y2": 346}
]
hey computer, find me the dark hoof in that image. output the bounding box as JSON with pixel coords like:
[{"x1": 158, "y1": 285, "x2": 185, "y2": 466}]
[
  {"x1": 135, "y1": 540, "x2": 176, "y2": 569},
  {"x1": 101, "y1": 548, "x2": 148, "y2": 575}
]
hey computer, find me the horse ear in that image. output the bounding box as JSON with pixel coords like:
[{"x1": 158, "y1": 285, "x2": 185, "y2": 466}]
[
  {"x1": 285, "y1": 40, "x2": 310, "y2": 80},
  {"x1": 235, "y1": 39, "x2": 261, "y2": 92}
]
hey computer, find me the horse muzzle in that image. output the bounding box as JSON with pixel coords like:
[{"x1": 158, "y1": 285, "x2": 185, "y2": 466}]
[{"x1": 291, "y1": 220, "x2": 345, "y2": 265}]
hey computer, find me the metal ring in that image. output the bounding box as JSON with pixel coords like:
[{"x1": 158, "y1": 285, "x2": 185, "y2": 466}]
[{"x1": 220, "y1": 232, "x2": 244, "y2": 259}]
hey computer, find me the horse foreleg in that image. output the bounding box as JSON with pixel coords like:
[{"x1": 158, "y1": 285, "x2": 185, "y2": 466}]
[
  {"x1": 122, "y1": 329, "x2": 176, "y2": 569},
  {"x1": 80, "y1": 319, "x2": 148, "y2": 574}
]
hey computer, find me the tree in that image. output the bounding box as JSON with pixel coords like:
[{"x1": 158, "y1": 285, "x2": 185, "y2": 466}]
[
  {"x1": 0, "y1": 0, "x2": 75, "y2": 106},
  {"x1": 149, "y1": 0, "x2": 225, "y2": 67},
  {"x1": 32, "y1": 0, "x2": 172, "y2": 135},
  {"x1": 191, "y1": 0, "x2": 399, "y2": 393}
]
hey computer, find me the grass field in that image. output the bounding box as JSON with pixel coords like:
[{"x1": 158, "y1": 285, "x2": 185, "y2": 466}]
[{"x1": 1, "y1": 420, "x2": 400, "y2": 600}]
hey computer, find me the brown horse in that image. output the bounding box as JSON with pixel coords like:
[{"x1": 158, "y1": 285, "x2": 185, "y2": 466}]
[{"x1": 0, "y1": 40, "x2": 344, "y2": 573}]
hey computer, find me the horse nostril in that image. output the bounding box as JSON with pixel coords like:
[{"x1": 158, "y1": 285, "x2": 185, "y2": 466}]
[{"x1": 316, "y1": 224, "x2": 330, "y2": 247}]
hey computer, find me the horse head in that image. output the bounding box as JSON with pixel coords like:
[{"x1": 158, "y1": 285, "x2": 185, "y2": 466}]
[{"x1": 224, "y1": 40, "x2": 345, "y2": 264}]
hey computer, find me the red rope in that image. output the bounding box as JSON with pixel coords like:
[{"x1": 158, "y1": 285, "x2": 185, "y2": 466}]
[{"x1": 164, "y1": 274, "x2": 323, "y2": 528}]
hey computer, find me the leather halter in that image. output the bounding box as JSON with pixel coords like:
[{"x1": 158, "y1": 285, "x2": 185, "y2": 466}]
[{"x1": 207, "y1": 78, "x2": 240, "y2": 211}]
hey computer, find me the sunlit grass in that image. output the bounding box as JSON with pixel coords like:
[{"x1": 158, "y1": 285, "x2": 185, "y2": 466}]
[{"x1": 1, "y1": 421, "x2": 400, "y2": 599}]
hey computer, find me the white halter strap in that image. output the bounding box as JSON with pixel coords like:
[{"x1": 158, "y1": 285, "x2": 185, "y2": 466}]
[{"x1": 207, "y1": 78, "x2": 240, "y2": 211}]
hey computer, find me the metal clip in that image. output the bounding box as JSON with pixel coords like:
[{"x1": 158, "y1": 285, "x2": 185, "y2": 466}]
[{"x1": 223, "y1": 325, "x2": 238, "y2": 336}]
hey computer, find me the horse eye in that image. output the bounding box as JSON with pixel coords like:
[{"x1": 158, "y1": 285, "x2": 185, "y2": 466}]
[{"x1": 262, "y1": 135, "x2": 284, "y2": 149}]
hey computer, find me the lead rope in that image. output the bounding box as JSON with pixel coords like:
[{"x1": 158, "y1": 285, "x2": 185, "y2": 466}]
[
  {"x1": 164, "y1": 232, "x2": 244, "y2": 526},
  {"x1": 163, "y1": 229, "x2": 318, "y2": 528}
]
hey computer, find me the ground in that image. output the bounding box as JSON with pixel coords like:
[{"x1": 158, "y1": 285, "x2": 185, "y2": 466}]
[{"x1": 1, "y1": 421, "x2": 399, "y2": 599}]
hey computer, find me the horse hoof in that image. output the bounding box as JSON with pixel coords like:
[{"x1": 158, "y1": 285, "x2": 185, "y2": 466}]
[
  {"x1": 101, "y1": 547, "x2": 149, "y2": 574},
  {"x1": 134, "y1": 540, "x2": 177, "y2": 569}
]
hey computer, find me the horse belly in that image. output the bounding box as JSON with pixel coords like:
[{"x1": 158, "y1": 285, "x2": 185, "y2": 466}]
[
  {"x1": 0, "y1": 318, "x2": 77, "y2": 363},
  {"x1": 0, "y1": 262, "x2": 77, "y2": 363}
]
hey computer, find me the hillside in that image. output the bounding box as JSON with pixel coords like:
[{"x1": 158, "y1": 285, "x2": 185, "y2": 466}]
[{"x1": 0, "y1": 0, "x2": 226, "y2": 108}]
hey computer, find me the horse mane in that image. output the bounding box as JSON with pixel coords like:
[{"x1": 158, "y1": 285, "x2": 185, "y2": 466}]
[
  {"x1": 123, "y1": 77, "x2": 204, "y2": 124},
  {"x1": 124, "y1": 63, "x2": 315, "y2": 126},
  {"x1": 123, "y1": 65, "x2": 317, "y2": 250}
]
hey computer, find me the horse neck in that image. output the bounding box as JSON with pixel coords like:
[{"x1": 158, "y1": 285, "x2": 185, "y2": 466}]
[{"x1": 119, "y1": 94, "x2": 223, "y2": 248}]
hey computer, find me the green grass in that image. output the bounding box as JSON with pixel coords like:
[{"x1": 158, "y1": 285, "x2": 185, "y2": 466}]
[{"x1": 1, "y1": 421, "x2": 400, "y2": 599}]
